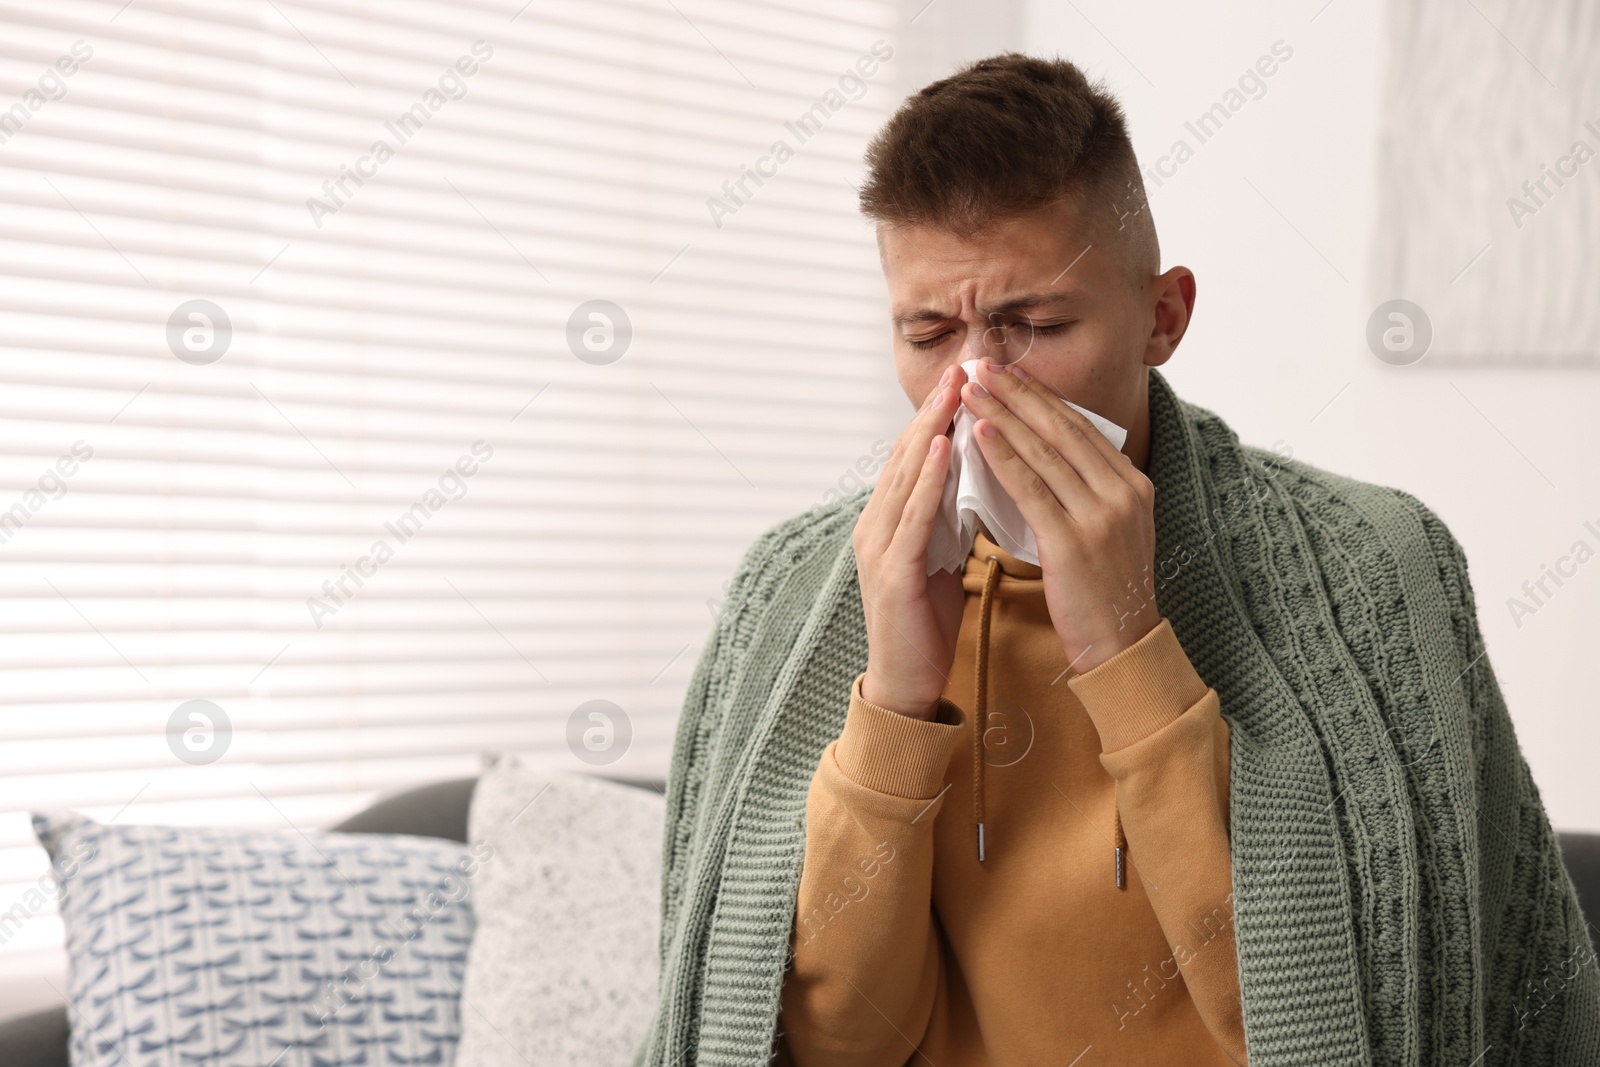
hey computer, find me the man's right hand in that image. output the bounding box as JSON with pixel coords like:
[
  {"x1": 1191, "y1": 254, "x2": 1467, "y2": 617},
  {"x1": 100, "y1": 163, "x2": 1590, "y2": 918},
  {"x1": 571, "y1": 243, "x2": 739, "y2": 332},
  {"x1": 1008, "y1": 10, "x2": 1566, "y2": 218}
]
[{"x1": 852, "y1": 364, "x2": 968, "y2": 720}]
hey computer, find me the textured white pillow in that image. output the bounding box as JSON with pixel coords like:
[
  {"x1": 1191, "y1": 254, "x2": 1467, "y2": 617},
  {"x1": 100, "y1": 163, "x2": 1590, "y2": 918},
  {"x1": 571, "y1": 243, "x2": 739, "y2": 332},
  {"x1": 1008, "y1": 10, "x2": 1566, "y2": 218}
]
[{"x1": 455, "y1": 754, "x2": 664, "y2": 1067}]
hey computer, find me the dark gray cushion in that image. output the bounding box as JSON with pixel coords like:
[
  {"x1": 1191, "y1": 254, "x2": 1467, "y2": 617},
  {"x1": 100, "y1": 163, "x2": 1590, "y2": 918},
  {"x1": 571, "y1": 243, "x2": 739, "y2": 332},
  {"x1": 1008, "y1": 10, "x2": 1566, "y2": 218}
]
[
  {"x1": 325, "y1": 775, "x2": 663, "y2": 842},
  {"x1": 329, "y1": 776, "x2": 479, "y2": 841},
  {"x1": 0, "y1": 1006, "x2": 67, "y2": 1067},
  {"x1": 1561, "y1": 832, "x2": 1600, "y2": 950}
]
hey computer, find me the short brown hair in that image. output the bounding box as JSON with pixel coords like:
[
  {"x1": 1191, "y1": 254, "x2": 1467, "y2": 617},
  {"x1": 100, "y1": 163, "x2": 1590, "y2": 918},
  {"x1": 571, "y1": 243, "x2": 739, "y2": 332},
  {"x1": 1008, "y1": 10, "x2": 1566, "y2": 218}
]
[{"x1": 858, "y1": 53, "x2": 1157, "y2": 281}]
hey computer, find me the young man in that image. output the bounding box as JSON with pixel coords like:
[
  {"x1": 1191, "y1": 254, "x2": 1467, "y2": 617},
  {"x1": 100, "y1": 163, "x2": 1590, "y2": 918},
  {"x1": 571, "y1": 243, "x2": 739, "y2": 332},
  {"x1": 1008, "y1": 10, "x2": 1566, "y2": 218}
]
[{"x1": 633, "y1": 54, "x2": 1600, "y2": 1066}]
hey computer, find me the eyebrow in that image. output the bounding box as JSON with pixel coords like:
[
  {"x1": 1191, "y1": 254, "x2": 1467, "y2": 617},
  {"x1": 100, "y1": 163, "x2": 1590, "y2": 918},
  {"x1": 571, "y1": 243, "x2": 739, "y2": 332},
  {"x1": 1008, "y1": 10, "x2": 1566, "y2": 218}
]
[{"x1": 892, "y1": 290, "x2": 1082, "y2": 329}]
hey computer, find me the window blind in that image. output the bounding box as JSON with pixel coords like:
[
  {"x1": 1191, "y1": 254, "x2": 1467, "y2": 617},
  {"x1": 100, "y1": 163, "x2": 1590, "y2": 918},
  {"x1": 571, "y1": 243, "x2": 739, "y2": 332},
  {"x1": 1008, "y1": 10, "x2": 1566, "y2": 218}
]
[{"x1": 0, "y1": 0, "x2": 902, "y2": 997}]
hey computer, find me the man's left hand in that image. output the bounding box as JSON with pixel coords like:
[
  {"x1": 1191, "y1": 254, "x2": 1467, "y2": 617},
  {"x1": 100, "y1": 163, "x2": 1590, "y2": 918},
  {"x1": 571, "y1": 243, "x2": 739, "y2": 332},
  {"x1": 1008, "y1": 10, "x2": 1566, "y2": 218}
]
[{"x1": 955, "y1": 357, "x2": 1159, "y2": 674}]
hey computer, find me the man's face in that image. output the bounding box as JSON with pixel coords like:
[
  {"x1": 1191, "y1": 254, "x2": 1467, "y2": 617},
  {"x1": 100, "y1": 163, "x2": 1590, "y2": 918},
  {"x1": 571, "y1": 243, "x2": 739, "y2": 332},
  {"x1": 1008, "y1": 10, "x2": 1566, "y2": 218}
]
[{"x1": 878, "y1": 196, "x2": 1194, "y2": 461}]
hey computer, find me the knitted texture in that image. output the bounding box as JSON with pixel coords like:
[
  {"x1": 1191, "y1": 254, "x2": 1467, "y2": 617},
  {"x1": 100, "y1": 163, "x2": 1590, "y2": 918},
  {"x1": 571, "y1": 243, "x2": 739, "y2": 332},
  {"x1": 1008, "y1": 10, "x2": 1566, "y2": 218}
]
[{"x1": 632, "y1": 368, "x2": 1600, "y2": 1066}]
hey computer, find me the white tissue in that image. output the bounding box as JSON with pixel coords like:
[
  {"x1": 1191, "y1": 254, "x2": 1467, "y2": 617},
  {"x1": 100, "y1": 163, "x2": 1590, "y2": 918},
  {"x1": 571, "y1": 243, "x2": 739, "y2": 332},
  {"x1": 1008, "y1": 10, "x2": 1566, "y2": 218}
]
[{"x1": 926, "y1": 358, "x2": 1128, "y2": 575}]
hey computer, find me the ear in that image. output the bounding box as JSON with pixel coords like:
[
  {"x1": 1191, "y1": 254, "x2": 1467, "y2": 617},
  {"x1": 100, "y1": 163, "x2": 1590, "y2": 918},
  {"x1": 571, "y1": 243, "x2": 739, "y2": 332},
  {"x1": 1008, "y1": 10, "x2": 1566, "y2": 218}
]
[{"x1": 1143, "y1": 266, "x2": 1195, "y2": 368}]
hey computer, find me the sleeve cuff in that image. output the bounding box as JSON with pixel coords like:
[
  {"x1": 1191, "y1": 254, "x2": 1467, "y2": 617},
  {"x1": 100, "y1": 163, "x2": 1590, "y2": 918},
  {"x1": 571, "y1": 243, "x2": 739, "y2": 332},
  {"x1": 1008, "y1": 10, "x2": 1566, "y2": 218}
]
[
  {"x1": 832, "y1": 672, "x2": 967, "y2": 799},
  {"x1": 1067, "y1": 617, "x2": 1210, "y2": 753}
]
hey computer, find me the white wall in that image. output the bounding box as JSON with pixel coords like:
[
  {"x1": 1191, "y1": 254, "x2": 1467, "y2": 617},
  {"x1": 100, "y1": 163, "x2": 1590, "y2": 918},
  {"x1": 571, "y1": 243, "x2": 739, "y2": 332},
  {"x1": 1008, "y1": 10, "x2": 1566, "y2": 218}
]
[{"x1": 877, "y1": 0, "x2": 1600, "y2": 831}]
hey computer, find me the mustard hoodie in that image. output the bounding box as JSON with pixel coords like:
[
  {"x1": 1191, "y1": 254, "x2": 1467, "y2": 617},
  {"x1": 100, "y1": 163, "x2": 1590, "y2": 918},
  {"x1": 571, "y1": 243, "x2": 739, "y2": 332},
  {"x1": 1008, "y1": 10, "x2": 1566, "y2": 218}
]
[{"x1": 777, "y1": 524, "x2": 1247, "y2": 1066}]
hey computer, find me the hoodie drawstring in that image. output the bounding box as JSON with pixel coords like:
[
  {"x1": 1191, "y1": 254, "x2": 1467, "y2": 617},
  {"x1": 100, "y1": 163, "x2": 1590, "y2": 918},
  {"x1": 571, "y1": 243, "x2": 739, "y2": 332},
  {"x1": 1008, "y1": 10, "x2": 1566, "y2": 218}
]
[
  {"x1": 973, "y1": 554, "x2": 1000, "y2": 863},
  {"x1": 1114, "y1": 804, "x2": 1127, "y2": 889},
  {"x1": 971, "y1": 548, "x2": 1127, "y2": 887}
]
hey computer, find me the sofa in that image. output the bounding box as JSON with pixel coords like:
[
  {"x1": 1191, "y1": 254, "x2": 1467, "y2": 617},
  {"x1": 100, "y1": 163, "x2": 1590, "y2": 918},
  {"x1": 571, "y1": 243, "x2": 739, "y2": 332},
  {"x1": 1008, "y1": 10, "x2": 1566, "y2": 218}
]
[
  {"x1": 0, "y1": 772, "x2": 661, "y2": 1067},
  {"x1": 3, "y1": 774, "x2": 1596, "y2": 1067}
]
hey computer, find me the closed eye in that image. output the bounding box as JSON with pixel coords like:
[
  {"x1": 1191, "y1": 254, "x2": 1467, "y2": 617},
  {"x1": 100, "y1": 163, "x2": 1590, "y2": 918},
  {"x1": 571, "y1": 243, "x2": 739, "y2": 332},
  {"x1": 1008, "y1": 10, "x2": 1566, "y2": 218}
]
[{"x1": 904, "y1": 320, "x2": 1074, "y2": 351}]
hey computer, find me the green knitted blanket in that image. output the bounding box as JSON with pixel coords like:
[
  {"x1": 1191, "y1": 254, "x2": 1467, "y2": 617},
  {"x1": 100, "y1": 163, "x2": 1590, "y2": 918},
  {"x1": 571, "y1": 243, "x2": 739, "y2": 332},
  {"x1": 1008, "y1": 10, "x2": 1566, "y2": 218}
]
[{"x1": 634, "y1": 367, "x2": 1600, "y2": 1066}]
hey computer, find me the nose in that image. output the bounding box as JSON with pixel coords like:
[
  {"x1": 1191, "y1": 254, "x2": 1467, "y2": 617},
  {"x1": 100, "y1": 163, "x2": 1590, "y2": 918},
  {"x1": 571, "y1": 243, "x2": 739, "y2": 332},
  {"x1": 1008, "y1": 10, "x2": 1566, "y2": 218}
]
[
  {"x1": 958, "y1": 316, "x2": 1036, "y2": 368},
  {"x1": 960, "y1": 316, "x2": 1006, "y2": 364}
]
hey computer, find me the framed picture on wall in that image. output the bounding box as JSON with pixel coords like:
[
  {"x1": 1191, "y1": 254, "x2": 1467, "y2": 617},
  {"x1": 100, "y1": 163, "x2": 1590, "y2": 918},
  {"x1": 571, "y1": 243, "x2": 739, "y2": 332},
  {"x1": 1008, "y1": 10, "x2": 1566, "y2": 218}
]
[{"x1": 1371, "y1": 0, "x2": 1599, "y2": 367}]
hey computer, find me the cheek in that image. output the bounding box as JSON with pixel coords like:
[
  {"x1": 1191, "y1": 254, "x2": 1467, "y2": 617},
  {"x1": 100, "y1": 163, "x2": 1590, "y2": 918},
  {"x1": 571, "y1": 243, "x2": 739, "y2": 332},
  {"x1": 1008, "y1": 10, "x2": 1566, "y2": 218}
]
[
  {"x1": 896, "y1": 353, "x2": 945, "y2": 408},
  {"x1": 901, "y1": 368, "x2": 931, "y2": 405},
  {"x1": 1065, "y1": 321, "x2": 1129, "y2": 376},
  {"x1": 1011, "y1": 326, "x2": 1079, "y2": 376},
  {"x1": 892, "y1": 351, "x2": 918, "y2": 405}
]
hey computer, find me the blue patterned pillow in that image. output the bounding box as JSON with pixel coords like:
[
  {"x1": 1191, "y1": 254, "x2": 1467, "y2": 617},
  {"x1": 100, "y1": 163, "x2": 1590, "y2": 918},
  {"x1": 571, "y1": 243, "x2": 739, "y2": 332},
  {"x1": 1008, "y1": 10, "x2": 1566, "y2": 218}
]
[{"x1": 32, "y1": 810, "x2": 483, "y2": 1067}]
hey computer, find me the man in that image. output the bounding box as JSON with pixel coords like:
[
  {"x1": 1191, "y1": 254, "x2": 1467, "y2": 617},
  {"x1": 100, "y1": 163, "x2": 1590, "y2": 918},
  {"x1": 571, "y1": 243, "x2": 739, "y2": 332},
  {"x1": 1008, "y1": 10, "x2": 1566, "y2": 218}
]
[{"x1": 633, "y1": 53, "x2": 1600, "y2": 1066}]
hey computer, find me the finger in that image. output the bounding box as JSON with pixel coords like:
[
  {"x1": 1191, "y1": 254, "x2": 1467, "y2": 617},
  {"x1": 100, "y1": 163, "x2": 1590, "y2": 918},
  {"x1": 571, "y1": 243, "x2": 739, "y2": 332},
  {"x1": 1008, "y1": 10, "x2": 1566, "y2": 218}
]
[
  {"x1": 860, "y1": 376, "x2": 961, "y2": 552},
  {"x1": 887, "y1": 430, "x2": 952, "y2": 569},
  {"x1": 1008, "y1": 362, "x2": 1151, "y2": 501},
  {"x1": 968, "y1": 415, "x2": 1073, "y2": 547},
  {"x1": 862, "y1": 376, "x2": 946, "y2": 530},
  {"x1": 884, "y1": 385, "x2": 957, "y2": 544},
  {"x1": 960, "y1": 372, "x2": 1099, "y2": 519},
  {"x1": 971, "y1": 360, "x2": 1129, "y2": 496}
]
